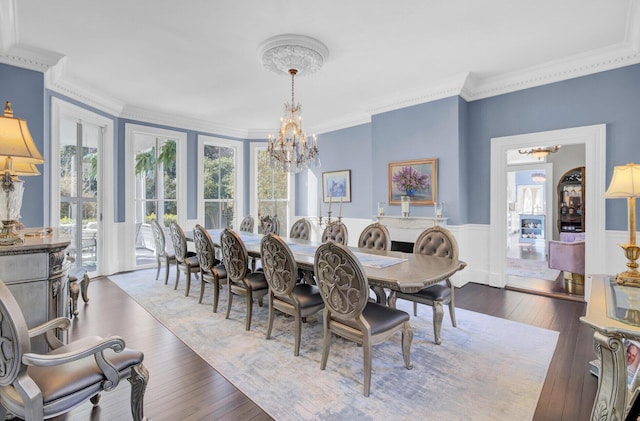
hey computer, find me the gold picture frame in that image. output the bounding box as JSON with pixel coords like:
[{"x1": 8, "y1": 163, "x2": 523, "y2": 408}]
[{"x1": 388, "y1": 158, "x2": 437, "y2": 205}]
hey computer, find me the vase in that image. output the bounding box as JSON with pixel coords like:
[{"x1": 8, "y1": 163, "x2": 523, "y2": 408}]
[
  {"x1": 401, "y1": 195, "x2": 411, "y2": 217},
  {"x1": 405, "y1": 189, "x2": 415, "y2": 197}
]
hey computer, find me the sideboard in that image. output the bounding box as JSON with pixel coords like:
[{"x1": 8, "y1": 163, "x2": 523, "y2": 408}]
[{"x1": 0, "y1": 228, "x2": 71, "y2": 352}]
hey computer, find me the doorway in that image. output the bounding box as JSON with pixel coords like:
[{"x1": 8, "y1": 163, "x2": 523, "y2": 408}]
[{"x1": 489, "y1": 124, "x2": 607, "y2": 299}]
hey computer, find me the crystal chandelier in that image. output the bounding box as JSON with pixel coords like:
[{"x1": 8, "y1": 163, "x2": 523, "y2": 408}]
[
  {"x1": 267, "y1": 68, "x2": 319, "y2": 173},
  {"x1": 259, "y1": 34, "x2": 328, "y2": 173}
]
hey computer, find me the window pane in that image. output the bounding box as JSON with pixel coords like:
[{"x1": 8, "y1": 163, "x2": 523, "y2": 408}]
[
  {"x1": 82, "y1": 124, "x2": 99, "y2": 199},
  {"x1": 60, "y1": 119, "x2": 77, "y2": 198},
  {"x1": 160, "y1": 140, "x2": 176, "y2": 200}
]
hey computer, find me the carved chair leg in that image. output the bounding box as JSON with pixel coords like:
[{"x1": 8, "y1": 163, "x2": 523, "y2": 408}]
[
  {"x1": 320, "y1": 317, "x2": 331, "y2": 370},
  {"x1": 363, "y1": 338, "x2": 372, "y2": 397},
  {"x1": 448, "y1": 286, "x2": 457, "y2": 327},
  {"x1": 155, "y1": 257, "x2": 161, "y2": 280},
  {"x1": 212, "y1": 277, "x2": 220, "y2": 313},
  {"x1": 294, "y1": 313, "x2": 302, "y2": 356},
  {"x1": 245, "y1": 291, "x2": 253, "y2": 331},
  {"x1": 432, "y1": 301, "x2": 444, "y2": 345},
  {"x1": 164, "y1": 257, "x2": 170, "y2": 285},
  {"x1": 128, "y1": 363, "x2": 149, "y2": 421},
  {"x1": 80, "y1": 273, "x2": 90, "y2": 303},
  {"x1": 225, "y1": 286, "x2": 233, "y2": 320},
  {"x1": 174, "y1": 267, "x2": 181, "y2": 290},
  {"x1": 402, "y1": 321, "x2": 414, "y2": 370},
  {"x1": 266, "y1": 294, "x2": 275, "y2": 339},
  {"x1": 90, "y1": 393, "x2": 101, "y2": 407},
  {"x1": 185, "y1": 270, "x2": 192, "y2": 297},
  {"x1": 413, "y1": 302, "x2": 418, "y2": 317}
]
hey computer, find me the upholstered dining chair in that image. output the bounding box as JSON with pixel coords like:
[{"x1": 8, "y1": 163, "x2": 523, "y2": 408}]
[
  {"x1": 261, "y1": 233, "x2": 324, "y2": 356},
  {"x1": 260, "y1": 215, "x2": 280, "y2": 235},
  {"x1": 169, "y1": 221, "x2": 201, "y2": 297},
  {"x1": 314, "y1": 241, "x2": 413, "y2": 397},
  {"x1": 289, "y1": 218, "x2": 312, "y2": 240},
  {"x1": 151, "y1": 218, "x2": 176, "y2": 285},
  {"x1": 358, "y1": 222, "x2": 391, "y2": 251},
  {"x1": 321, "y1": 221, "x2": 348, "y2": 245},
  {"x1": 239, "y1": 215, "x2": 254, "y2": 233},
  {"x1": 220, "y1": 228, "x2": 269, "y2": 330},
  {"x1": 193, "y1": 224, "x2": 228, "y2": 313},
  {"x1": 0, "y1": 279, "x2": 149, "y2": 421},
  {"x1": 389, "y1": 225, "x2": 458, "y2": 345}
]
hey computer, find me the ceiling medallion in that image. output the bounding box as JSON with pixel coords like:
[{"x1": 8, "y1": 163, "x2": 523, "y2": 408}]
[{"x1": 258, "y1": 34, "x2": 329, "y2": 76}]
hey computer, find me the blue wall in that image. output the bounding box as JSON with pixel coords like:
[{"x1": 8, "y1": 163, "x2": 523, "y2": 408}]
[
  {"x1": 467, "y1": 64, "x2": 640, "y2": 229},
  {"x1": 0, "y1": 64, "x2": 45, "y2": 227},
  {"x1": 4, "y1": 61, "x2": 640, "y2": 231}
]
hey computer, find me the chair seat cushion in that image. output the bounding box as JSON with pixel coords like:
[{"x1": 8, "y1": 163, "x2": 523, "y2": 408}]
[
  {"x1": 213, "y1": 263, "x2": 227, "y2": 278},
  {"x1": 341, "y1": 303, "x2": 409, "y2": 335},
  {"x1": 246, "y1": 271, "x2": 268, "y2": 290},
  {"x1": 184, "y1": 254, "x2": 200, "y2": 268},
  {"x1": 27, "y1": 336, "x2": 143, "y2": 404},
  {"x1": 280, "y1": 284, "x2": 324, "y2": 309},
  {"x1": 410, "y1": 284, "x2": 451, "y2": 301}
]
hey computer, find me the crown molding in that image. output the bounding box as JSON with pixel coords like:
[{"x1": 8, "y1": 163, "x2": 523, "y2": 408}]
[{"x1": 120, "y1": 105, "x2": 248, "y2": 139}]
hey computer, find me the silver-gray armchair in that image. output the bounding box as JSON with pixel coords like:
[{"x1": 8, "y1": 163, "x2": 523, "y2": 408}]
[{"x1": 0, "y1": 279, "x2": 148, "y2": 421}]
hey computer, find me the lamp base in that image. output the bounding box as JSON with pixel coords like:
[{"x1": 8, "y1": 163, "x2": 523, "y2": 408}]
[
  {"x1": 615, "y1": 243, "x2": 640, "y2": 287},
  {"x1": 0, "y1": 220, "x2": 23, "y2": 246}
]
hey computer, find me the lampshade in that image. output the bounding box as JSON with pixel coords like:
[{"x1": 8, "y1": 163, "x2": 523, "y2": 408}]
[
  {"x1": 0, "y1": 157, "x2": 40, "y2": 176},
  {"x1": 0, "y1": 101, "x2": 44, "y2": 164},
  {"x1": 605, "y1": 163, "x2": 640, "y2": 198}
]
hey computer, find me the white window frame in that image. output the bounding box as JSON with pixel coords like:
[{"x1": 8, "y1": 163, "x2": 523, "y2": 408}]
[
  {"x1": 198, "y1": 135, "x2": 245, "y2": 229},
  {"x1": 125, "y1": 124, "x2": 187, "y2": 270},
  {"x1": 249, "y1": 142, "x2": 295, "y2": 233}
]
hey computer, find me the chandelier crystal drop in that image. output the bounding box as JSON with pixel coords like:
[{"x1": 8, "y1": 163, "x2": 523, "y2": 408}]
[{"x1": 267, "y1": 68, "x2": 320, "y2": 173}]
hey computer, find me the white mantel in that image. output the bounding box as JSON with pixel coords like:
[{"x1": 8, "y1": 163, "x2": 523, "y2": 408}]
[{"x1": 374, "y1": 216, "x2": 448, "y2": 243}]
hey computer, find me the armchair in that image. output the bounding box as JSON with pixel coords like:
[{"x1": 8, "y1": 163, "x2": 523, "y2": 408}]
[
  {"x1": 548, "y1": 239, "x2": 585, "y2": 283},
  {"x1": 0, "y1": 279, "x2": 148, "y2": 420}
]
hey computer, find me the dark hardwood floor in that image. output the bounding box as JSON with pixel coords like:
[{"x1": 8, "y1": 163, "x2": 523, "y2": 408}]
[{"x1": 48, "y1": 276, "x2": 596, "y2": 421}]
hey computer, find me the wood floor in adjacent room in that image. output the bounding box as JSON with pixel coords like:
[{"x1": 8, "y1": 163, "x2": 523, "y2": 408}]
[{"x1": 49, "y1": 276, "x2": 596, "y2": 421}]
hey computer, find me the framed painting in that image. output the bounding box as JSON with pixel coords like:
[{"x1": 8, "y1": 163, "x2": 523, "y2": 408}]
[
  {"x1": 388, "y1": 158, "x2": 437, "y2": 205},
  {"x1": 323, "y1": 170, "x2": 351, "y2": 202}
]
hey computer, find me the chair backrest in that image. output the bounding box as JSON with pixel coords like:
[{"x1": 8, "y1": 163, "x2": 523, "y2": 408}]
[
  {"x1": 314, "y1": 241, "x2": 368, "y2": 321},
  {"x1": 413, "y1": 226, "x2": 458, "y2": 260},
  {"x1": 321, "y1": 222, "x2": 348, "y2": 245},
  {"x1": 220, "y1": 228, "x2": 249, "y2": 282},
  {"x1": 150, "y1": 219, "x2": 167, "y2": 257},
  {"x1": 260, "y1": 233, "x2": 298, "y2": 298},
  {"x1": 169, "y1": 221, "x2": 189, "y2": 262},
  {"x1": 261, "y1": 215, "x2": 280, "y2": 235},
  {"x1": 289, "y1": 218, "x2": 311, "y2": 240},
  {"x1": 358, "y1": 222, "x2": 391, "y2": 250},
  {"x1": 193, "y1": 224, "x2": 216, "y2": 273},
  {"x1": 0, "y1": 279, "x2": 31, "y2": 387},
  {"x1": 239, "y1": 216, "x2": 254, "y2": 233}
]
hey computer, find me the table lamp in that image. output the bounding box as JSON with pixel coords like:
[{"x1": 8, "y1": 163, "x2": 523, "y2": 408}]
[
  {"x1": 0, "y1": 100, "x2": 44, "y2": 245},
  {"x1": 605, "y1": 162, "x2": 640, "y2": 286}
]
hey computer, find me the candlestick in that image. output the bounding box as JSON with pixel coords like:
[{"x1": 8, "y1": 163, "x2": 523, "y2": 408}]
[
  {"x1": 328, "y1": 193, "x2": 332, "y2": 214},
  {"x1": 339, "y1": 197, "x2": 343, "y2": 218}
]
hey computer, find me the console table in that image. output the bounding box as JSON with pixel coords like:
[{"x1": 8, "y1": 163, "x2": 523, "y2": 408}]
[
  {"x1": 581, "y1": 274, "x2": 640, "y2": 420},
  {"x1": 0, "y1": 228, "x2": 71, "y2": 352}
]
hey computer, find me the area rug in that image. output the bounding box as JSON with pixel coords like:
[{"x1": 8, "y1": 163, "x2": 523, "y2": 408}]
[
  {"x1": 507, "y1": 257, "x2": 561, "y2": 281},
  {"x1": 110, "y1": 269, "x2": 559, "y2": 421}
]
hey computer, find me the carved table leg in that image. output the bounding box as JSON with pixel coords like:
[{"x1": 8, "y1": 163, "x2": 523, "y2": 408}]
[
  {"x1": 371, "y1": 286, "x2": 387, "y2": 306},
  {"x1": 590, "y1": 331, "x2": 627, "y2": 420},
  {"x1": 68, "y1": 280, "x2": 80, "y2": 317},
  {"x1": 80, "y1": 273, "x2": 90, "y2": 303}
]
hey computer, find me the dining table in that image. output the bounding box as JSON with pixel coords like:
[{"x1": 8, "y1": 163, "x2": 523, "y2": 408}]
[{"x1": 197, "y1": 228, "x2": 467, "y2": 305}]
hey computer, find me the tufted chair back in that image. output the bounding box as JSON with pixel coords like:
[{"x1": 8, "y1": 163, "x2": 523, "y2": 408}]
[
  {"x1": 239, "y1": 215, "x2": 254, "y2": 233},
  {"x1": 413, "y1": 226, "x2": 458, "y2": 260},
  {"x1": 358, "y1": 223, "x2": 391, "y2": 250},
  {"x1": 289, "y1": 218, "x2": 311, "y2": 240},
  {"x1": 321, "y1": 222, "x2": 348, "y2": 245}
]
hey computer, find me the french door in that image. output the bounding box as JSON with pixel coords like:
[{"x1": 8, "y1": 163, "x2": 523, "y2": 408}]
[{"x1": 58, "y1": 118, "x2": 102, "y2": 274}]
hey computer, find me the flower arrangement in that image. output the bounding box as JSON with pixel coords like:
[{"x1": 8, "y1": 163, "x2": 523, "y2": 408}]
[{"x1": 392, "y1": 166, "x2": 429, "y2": 194}]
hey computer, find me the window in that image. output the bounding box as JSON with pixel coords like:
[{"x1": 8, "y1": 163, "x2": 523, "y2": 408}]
[
  {"x1": 199, "y1": 136, "x2": 244, "y2": 230},
  {"x1": 250, "y1": 144, "x2": 292, "y2": 234}
]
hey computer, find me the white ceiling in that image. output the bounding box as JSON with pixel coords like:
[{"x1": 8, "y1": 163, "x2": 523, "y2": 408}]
[{"x1": 2, "y1": 0, "x2": 639, "y2": 138}]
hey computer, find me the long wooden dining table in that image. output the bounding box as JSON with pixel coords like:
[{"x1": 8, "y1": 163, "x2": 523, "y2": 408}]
[{"x1": 199, "y1": 228, "x2": 467, "y2": 305}]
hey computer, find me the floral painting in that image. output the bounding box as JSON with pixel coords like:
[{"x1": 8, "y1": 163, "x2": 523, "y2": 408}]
[{"x1": 388, "y1": 158, "x2": 437, "y2": 205}]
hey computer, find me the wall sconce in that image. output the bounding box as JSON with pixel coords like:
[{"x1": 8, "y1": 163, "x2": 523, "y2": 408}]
[
  {"x1": 0, "y1": 101, "x2": 44, "y2": 245},
  {"x1": 605, "y1": 162, "x2": 640, "y2": 286}
]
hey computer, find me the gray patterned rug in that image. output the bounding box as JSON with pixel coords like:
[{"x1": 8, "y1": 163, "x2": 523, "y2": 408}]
[{"x1": 110, "y1": 269, "x2": 559, "y2": 421}]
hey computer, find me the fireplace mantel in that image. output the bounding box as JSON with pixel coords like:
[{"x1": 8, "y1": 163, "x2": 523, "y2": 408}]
[{"x1": 374, "y1": 216, "x2": 448, "y2": 243}]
